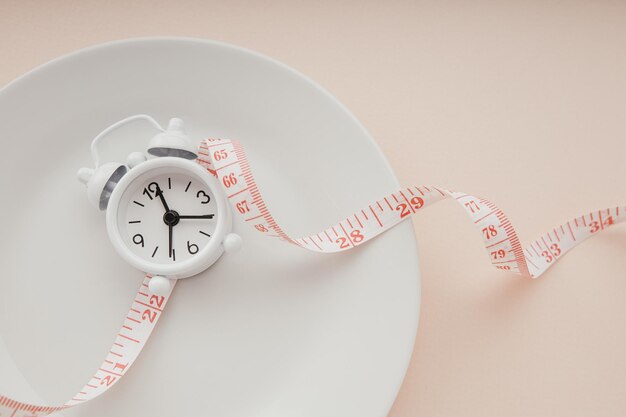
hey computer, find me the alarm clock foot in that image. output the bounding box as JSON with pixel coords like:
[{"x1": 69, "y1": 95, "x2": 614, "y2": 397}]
[
  {"x1": 149, "y1": 275, "x2": 172, "y2": 295},
  {"x1": 223, "y1": 233, "x2": 242, "y2": 253}
]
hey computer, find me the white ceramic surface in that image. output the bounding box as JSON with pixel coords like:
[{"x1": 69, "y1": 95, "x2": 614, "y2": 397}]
[{"x1": 0, "y1": 38, "x2": 419, "y2": 417}]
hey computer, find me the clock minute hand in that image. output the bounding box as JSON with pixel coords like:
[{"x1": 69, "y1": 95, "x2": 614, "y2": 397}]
[
  {"x1": 178, "y1": 214, "x2": 215, "y2": 219},
  {"x1": 168, "y1": 223, "x2": 173, "y2": 258}
]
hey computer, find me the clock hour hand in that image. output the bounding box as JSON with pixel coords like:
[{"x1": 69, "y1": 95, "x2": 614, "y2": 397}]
[
  {"x1": 155, "y1": 186, "x2": 170, "y2": 213},
  {"x1": 178, "y1": 214, "x2": 215, "y2": 219}
]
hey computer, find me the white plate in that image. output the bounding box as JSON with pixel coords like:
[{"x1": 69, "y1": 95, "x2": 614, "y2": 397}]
[{"x1": 0, "y1": 38, "x2": 419, "y2": 417}]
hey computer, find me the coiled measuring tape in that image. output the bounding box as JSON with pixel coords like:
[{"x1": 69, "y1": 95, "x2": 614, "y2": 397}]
[{"x1": 1, "y1": 138, "x2": 623, "y2": 416}]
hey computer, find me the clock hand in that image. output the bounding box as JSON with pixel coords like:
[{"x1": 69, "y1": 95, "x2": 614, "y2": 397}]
[
  {"x1": 178, "y1": 214, "x2": 215, "y2": 219},
  {"x1": 168, "y1": 223, "x2": 173, "y2": 258},
  {"x1": 156, "y1": 186, "x2": 170, "y2": 213}
]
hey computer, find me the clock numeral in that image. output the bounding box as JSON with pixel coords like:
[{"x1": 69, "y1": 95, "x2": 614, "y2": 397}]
[
  {"x1": 148, "y1": 181, "x2": 160, "y2": 193},
  {"x1": 196, "y1": 190, "x2": 211, "y2": 204},
  {"x1": 187, "y1": 241, "x2": 199, "y2": 254},
  {"x1": 133, "y1": 233, "x2": 145, "y2": 247},
  {"x1": 143, "y1": 182, "x2": 160, "y2": 200}
]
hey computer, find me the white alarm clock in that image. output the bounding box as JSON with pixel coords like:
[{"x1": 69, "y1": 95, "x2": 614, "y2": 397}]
[{"x1": 77, "y1": 115, "x2": 241, "y2": 294}]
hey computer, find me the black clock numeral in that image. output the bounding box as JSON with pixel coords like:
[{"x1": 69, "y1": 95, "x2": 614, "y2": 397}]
[
  {"x1": 142, "y1": 188, "x2": 153, "y2": 200},
  {"x1": 133, "y1": 233, "x2": 145, "y2": 247},
  {"x1": 187, "y1": 241, "x2": 199, "y2": 254},
  {"x1": 148, "y1": 181, "x2": 160, "y2": 193},
  {"x1": 143, "y1": 182, "x2": 161, "y2": 200},
  {"x1": 196, "y1": 190, "x2": 210, "y2": 204}
]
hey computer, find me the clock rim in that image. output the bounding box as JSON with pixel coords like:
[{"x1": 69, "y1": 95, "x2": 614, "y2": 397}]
[{"x1": 106, "y1": 156, "x2": 232, "y2": 279}]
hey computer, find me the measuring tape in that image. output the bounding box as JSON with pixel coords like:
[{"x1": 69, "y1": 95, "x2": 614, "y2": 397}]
[
  {"x1": 0, "y1": 274, "x2": 175, "y2": 416},
  {"x1": 1, "y1": 138, "x2": 623, "y2": 416},
  {"x1": 199, "y1": 138, "x2": 624, "y2": 278}
]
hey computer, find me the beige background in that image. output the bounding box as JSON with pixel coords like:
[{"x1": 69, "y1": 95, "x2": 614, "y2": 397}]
[{"x1": 1, "y1": 1, "x2": 625, "y2": 416}]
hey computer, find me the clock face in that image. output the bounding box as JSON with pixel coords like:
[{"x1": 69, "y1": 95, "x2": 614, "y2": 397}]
[{"x1": 118, "y1": 172, "x2": 217, "y2": 265}]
